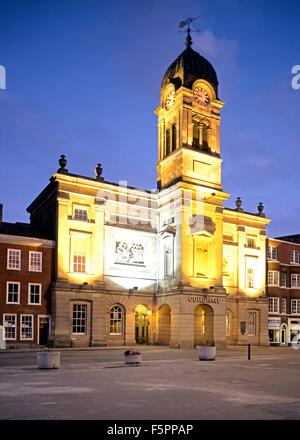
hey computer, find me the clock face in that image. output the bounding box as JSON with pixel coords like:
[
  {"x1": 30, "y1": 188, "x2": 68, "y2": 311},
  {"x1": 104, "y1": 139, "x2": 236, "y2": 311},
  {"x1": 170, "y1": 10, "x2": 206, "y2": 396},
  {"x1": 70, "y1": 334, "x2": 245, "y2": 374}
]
[
  {"x1": 165, "y1": 90, "x2": 175, "y2": 110},
  {"x1": 194, "y1": 87, "x2": 210, "y2": 106}
]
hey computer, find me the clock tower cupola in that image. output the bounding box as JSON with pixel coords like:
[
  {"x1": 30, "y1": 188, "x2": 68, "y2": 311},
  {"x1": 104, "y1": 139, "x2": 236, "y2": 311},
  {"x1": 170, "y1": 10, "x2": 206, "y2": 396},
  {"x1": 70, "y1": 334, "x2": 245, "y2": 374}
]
[{"x1": 156, "y1": 28, "x2": 225, "y2": 191}]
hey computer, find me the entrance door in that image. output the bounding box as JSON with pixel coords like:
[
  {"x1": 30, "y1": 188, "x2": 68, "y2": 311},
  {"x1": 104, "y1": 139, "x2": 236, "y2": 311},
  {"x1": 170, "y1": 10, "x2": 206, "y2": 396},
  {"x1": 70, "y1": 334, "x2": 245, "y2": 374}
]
[
  {"x1": 135, "y1": 305, "x2": 149, "y2": 344},
  {"x1": 38, "y1": 316, "x2": 50, "y2": 345}
]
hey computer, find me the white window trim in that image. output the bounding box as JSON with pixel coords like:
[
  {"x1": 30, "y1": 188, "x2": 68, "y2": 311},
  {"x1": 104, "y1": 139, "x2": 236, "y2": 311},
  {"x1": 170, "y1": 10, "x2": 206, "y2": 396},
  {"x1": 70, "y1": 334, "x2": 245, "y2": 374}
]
[
  {"x1": 28, "y1": 283, "x2": 42, "y2": 305},
  {"x1": 37, "y1": 315, "x2": 51, "y2": 345},
  {"x1": 267, "y1": 245, "x2": 277, "y2": 260},
  {"x1": 291, "y1": 299, "x2": 300, "y2": 315},
  {"x1": 291, "y1": 274, "x2": 300, "y2": 288},
  {"x1": 6, "y1": 281, "x2": 20, "y2": 304},
  {"x1": 281, "y1": 298, "x2": 287, "y2": 314},
  {"x1": 269, "y1": 297, "x2": 280, "y2": 314},
  {"x1": 3, "y1": 313, "x2": 17, "y2": 340},
  {"x1": 290, "y1": 250, "x2": 300, "y2": 265},
  {"x1": 72, "y1": 304, "x2": 87, "y2": 335},
  {"x1": 7, "y1": 248, "x2": 21, "y2": 270},
  {"x1": 28, "y1": 251, "x2": 42, "y2": 272},
  {"x1": 20, "y1": 314, "x2": 34, "y2": 341},
  {"x1": 268, "y1": 270, "x2": 280, "y2": 287}
]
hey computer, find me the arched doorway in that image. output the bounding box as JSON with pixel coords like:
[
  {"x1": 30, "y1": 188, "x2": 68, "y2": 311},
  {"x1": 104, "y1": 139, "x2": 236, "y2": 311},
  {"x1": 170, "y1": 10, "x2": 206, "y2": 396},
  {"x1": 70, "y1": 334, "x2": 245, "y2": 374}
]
[
  {"x1": 194, "y1": 304, "x2": 214, "y2": 346},
  {"x1": 157, "y1": 304, "x2": 171, "y2": 345},
  {"x1": 135, "y1": 305, "x2": 151, "y2": 344}
]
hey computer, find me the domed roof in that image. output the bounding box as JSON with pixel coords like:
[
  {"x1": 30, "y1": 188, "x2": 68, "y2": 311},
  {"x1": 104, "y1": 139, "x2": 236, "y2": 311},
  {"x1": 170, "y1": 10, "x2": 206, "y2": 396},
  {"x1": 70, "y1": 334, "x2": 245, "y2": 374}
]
[{"x1": 161, "y1": 31, "x2": 219, "y2": 98}]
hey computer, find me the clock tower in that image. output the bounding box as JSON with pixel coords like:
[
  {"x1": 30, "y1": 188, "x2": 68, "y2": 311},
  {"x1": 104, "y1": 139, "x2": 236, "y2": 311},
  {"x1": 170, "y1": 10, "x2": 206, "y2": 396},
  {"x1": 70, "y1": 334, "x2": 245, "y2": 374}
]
[{"x1": 156, "y1": 28, "x2": 225, "y2": 192}]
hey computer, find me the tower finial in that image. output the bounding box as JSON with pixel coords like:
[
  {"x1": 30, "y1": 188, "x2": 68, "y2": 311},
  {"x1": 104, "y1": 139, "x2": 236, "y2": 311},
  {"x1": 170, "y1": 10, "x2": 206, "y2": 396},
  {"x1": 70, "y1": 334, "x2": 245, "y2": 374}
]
[{"x1": 185, "y1": 26, "x2": 192, "y2": 48}]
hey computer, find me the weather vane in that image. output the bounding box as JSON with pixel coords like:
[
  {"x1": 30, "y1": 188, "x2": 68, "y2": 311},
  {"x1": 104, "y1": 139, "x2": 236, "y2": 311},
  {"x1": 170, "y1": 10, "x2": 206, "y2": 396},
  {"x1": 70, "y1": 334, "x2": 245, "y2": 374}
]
[
  {"x1": 178, "y1": 16, "x2": 200, "y2": 31},
  {"x1": 178, "y1": 17, "x2": 200, "y2": 47}
]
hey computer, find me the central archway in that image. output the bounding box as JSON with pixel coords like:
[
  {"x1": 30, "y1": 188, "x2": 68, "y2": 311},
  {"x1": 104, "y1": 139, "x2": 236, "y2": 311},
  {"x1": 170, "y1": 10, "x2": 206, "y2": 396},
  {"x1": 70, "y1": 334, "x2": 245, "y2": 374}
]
[
  {"x1": 157, "y1": 304, "x2": 171, "y2": 346},
  {"x1": 194, "y1": 304, "x2": 214, "y2": 346},
  {"x1": 135, "y1": 304, "x2": 150, "y2": 344}
]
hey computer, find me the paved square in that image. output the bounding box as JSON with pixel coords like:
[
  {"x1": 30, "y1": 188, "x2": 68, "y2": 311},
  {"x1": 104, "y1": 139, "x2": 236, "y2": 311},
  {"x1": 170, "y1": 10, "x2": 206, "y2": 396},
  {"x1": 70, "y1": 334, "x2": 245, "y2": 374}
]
[{"x1": 0, "y1": 347, "x2": 300, "y2": 419}]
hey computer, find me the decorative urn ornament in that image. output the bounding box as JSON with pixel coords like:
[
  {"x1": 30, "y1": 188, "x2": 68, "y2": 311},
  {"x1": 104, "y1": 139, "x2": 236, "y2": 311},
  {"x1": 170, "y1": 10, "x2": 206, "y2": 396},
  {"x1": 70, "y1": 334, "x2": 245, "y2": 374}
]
[
  {"x1": 95, "y1": 163, "x2": 104, "y2": 181},
  {"x1": 235, "y1": 196, "x2": 243, "y2": 211},
  {"x1": 258, "y1": 202, "x2": 265, "y2": 216},
  {"x1": 57, "y1": 154, "x2": 68, "y2": 173}
]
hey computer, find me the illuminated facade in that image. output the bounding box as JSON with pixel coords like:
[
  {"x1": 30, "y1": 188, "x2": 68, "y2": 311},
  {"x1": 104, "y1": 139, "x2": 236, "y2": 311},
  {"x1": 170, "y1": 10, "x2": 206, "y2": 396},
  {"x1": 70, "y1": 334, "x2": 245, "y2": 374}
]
[{"x1": 26, "y1": 30, "x2": 271, "y2": 348}]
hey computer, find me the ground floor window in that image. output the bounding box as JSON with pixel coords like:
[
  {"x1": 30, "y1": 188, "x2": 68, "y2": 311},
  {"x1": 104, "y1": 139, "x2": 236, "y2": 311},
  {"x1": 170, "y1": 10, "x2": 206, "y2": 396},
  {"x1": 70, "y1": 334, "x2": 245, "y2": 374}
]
[
  {"x1": 247, "y1": 311, "x2": 257, "y2": 336},
  {"x1": 269, "y1": 329, "x2": 280, "y2": 344},
  {"x1": 226, "y1": 310, "x2": 233, "y2": 337},
  {"x1": 72, "y1": 304, "x2": 87, "y2": 334},
  {"x1": 110, "y1": 305, "x2": 124, "y2": 335},
  {"x1": 3, "y1": 314, "x2": 17, "y2": 340},
  {"x1": 20, "y1": 315, "x2": 33, "y2": 340}
]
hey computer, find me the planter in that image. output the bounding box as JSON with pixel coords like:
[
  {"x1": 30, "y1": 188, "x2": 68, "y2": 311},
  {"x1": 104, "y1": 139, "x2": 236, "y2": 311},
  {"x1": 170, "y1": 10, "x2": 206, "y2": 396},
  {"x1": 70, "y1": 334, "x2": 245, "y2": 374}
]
[
  {"x1": 37, "y1": 351, "x2": 60, "y2": 369},
  {"x1": 124, "y1": 354, "x2": 142, "y2": 365},
  {"x1": 197, "y1": 346, "x2": 216, "y2": 361}
]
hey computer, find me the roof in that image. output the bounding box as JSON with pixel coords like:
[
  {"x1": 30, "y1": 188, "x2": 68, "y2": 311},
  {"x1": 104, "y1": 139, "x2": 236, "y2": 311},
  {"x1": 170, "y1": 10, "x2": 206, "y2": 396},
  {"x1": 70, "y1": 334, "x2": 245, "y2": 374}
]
[
  {"x1": 0, "y1": 222, "x2": 51, "y2": 240},
  {"x1": 275, "y1": 234, "x2": 300, "y2": 244},
  {"x1": 161, "y1": 46, "x2": 219, "y2": 97}
]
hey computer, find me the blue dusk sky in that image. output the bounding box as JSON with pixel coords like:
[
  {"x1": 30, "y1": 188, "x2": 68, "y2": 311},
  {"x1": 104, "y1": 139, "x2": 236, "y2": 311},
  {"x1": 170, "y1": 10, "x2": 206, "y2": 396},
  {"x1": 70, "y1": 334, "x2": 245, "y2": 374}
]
[{"x1": 0, "y1": 0, "x2": 300, "y2": 236}]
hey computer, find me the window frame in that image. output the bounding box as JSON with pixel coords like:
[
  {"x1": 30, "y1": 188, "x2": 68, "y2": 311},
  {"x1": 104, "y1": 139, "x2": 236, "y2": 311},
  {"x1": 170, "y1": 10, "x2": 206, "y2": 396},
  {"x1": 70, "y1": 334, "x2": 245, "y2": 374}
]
[
  {"x1": 247, "y1": 311, "x2": 257, "y2": 336},
  {"x1": 268, "y1": 270, "x2": 280, "y2": 286},
  {"x1": 74, "y1": 208, "x2": 89, "y2": 222},
  {"x1": 268, "y1": 297, "x2": 280, "y2": 314},
  {"x1": 29, "y1": 251, "x2": 42, "y2": 272},
  {"x1": 20, "y1": 314, "x2": 34, "y2": 341},
  {"x1": 291, "y1": 299, "x2": 300, "y2": 315},
  {"x1": 6, "y1": 281, "x2": 20, "y2": 304},
  {"x1": 280, "y1": 298, "x2": 287, "y2": 315},
  {"x1": 3, "y1": 314, "x2": 17, "y2": 340},
  {"x1": 291, "y1": 273, "x2": 300, "y2": 288},
  {"x1": 109, "y1": 305, "x2": 124, "y2": 335},
  {"x1": 28, "y1": 283, "x2": 42, "y2": 305},
  {"x1": 280, "y1": 272, "x2": 287, "y2": 288},
  {"x1": 72, "y1": 304, "x2": 87, "y2": 335},
  {"x1": 290, "y1": 250, "x2": 300, "y2": 265},
  {"x1": 7, "y1": 248, "x2": 21, "y2": 270},
  {"x1": 267, "y1": 245, "x2": 277, "y2": 260}
]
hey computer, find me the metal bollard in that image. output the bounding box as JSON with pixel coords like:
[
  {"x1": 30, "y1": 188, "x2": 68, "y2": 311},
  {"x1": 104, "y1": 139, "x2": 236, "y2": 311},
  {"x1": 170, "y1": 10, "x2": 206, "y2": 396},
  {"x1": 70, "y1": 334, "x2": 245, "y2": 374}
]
[{"x1": 248, "y1": 343, "x2": 251, "y2": 360}]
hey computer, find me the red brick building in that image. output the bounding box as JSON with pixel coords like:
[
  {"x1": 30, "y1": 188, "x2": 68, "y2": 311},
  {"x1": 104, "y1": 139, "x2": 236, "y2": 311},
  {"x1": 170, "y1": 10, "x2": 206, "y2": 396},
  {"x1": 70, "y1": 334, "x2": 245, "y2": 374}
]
[
  {"x1": 0, "y1": 204, "x2": 55, "y2": 347},
  {"x1": 267, "y1": 235, "x2": 300, "y2": 345}
]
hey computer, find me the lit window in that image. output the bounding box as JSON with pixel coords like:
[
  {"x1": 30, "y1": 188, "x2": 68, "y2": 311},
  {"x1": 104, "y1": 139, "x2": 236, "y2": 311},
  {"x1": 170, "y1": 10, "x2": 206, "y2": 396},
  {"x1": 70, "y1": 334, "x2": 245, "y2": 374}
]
[
  {"x1": 291, "y1": 274, "x2": 300, "y2": 288},
  {"x1": 7, "y1": 249, "x2": 21, "y2": 270},
  {"x1": 268, "y1": 297, "x2": 279, "y2": 313},
  {"x1": 74, "y1": 208, "x2": 88, "y2": 222},
  {"x1": 291, "y1": 299, "x2": 300, "y2": 315},
  {"x1": 268, "y1": 271, "x2": 279, "y2": 286},
  {"x1": 267, "y1": 245, "x2": 277, "y2": 260},
  {"x1": 3, "y1": 314, "x2": 17, "y2": 340},
  {"x1": 281, "y1": 298, "x2": 287, "y2": 314},
  {"x1": 280, "y1": 272, "x2": 287, "y2": 287},
  {"x1": 247, "y1": 311, "x2": 257, "y2": 336},
  {"x1": 110, "y1": 305, "x2": 124, "y2": 335},
  {"x1": 246, "y1": 268, "x2": 255, "y2": 288},
  {"x1": 20, "y1": 315, "x2": 33, "y2": 340},
  {"x1": 290, "y1": 250, "x2": 300, "y2": 264},
  {"x1": 72, "y1": 304, "x2": 87, "y2": 334},
  {"x1": 29, "y1": 251, "x2": 42, "y2": 272},
  {"x1": 28, "y1": 283, "x2": 41, "y2": 305},
  {"x1": 73, "y1": 238, "x2": 87, "y2": 273},
  {"x1": 6, "y1": 282, "x2": 20, "y2": 304}
]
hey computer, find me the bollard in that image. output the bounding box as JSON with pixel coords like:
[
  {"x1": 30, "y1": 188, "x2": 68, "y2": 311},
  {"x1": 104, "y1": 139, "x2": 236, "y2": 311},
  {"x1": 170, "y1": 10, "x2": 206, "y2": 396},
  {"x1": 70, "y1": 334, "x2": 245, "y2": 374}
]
[{"x1": 248, "y1": 343, "x2": 251, "y2": 360}]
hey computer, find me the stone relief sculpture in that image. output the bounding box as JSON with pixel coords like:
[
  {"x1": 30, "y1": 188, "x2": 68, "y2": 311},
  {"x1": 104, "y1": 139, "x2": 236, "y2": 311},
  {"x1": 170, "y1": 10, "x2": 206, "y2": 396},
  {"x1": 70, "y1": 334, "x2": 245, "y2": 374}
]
[{"x1": 115, "y1": 241, "x2": 145, "y2": 266}]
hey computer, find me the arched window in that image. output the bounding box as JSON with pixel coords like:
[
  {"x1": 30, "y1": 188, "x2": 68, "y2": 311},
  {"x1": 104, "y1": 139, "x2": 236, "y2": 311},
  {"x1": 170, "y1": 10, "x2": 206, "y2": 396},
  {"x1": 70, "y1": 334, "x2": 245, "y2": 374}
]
[
  {"x1": 165, "y1": 128, "x2": 170, "y2": 156},
  {"x1": 192, "y1": 120, "x2": 200, "y2": 147},
  {"x1": 226, "y1": 310, "x2": 233, "y2": 337},
  {"x1": 202, "y1": 124, "x2": 209, "y2": 149},
  {"x1": 171, "y1": 124, "x2": 176, "y2": 152},
  {"x1": 110, "y1": 305, "x2": 124, "y2": 335}
]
